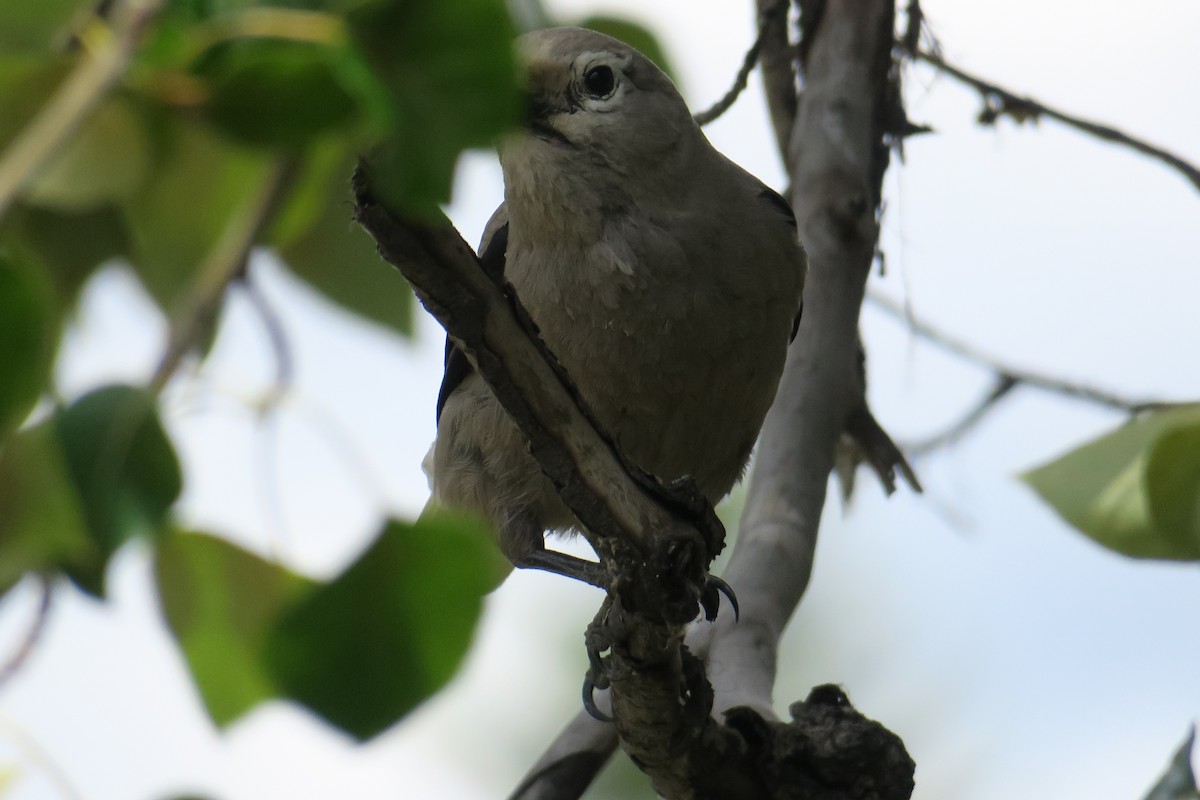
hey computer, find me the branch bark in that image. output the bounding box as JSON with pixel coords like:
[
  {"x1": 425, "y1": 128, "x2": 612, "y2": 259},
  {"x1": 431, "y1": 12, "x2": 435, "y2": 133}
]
[
  {"x1": 355, "y1": 140, "x2": 913, "y2": 794},
  {"x1": 705, "y1": 0, "x2": 905, "y2": 737},
  {"x1": 353, "y1": 172, "x2": 730, "y2": 797},
  {"x1": 756, "y1": 0, "x2": 799, "y2": 168}
]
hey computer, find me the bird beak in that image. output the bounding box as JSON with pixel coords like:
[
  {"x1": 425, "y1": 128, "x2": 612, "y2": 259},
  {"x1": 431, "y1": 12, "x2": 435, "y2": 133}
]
[{"x1": 522, "y1": 62, "x2": 575, "y2": 148}]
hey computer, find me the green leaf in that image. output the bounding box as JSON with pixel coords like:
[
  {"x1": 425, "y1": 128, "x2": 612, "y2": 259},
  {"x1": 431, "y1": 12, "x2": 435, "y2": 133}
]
[
  {"x1": 56, "y1": 385, "x2": 183, "y2": 595},
  {"x1": 0, "y1": 203, "x2": 128, "y2": 306},
  {"x1": 155, "y1": 530, "x2": 316, "y2": 727},
  {"x1": 575, "y1": 15, "x2": 675, "y2": 79},
  {"x1": 0, "y1": 253, "x2": 59, "y2": 440},
  {"x1": 265, "y1": 512, "x2": 505, "y2": 740},
  {"x1": 25, "y1": 98, "x2": 152, "y2": 211},
  {"x1": 122, "y1": 117, "x2": 272, "y2": 310},
  {"x1": 347, "y1": 0, "x2": 520, "y2": 214},
  {"x1": 1145, "y1": 423, "x2": 1200, "y2": 556},
  {"x1": 0, "y1": 424, "x2": 90, "y2": 597},
  {"x1": 1023, "y1": 406, "x2": 1200, "y2": 561},
  {"x1": 276, "y1": 149, "x2": 413, "y2": 337},
  {"x1": 196, "y1": 39, "x2": 363, "y2": 149}
]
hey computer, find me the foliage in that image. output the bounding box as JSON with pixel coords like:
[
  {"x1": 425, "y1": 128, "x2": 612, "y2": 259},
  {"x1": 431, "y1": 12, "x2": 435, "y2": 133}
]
[
  {"x1": 0, "y1": 0, "x2": 1188, "y2": 794},
  {"x1": 1024, "y1": 405, "x2": 1200, "y2": 561},
  {"x1": 0, "y1": 0, "x2": 672, "y2": 755},
  {"x1": 0, "y1": 0, "x2": 522, "y2": 740}
]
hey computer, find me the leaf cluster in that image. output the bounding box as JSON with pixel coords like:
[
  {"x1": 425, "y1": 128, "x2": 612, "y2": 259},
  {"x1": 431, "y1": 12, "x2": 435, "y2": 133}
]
[{"x1": 0, "y1": 0, "x2": 519, "y2": 739}]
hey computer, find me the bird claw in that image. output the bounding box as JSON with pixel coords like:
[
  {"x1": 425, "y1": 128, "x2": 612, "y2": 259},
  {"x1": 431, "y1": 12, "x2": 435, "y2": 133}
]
[
  {"x1": 581, "y1": 672, "x2": 612, "y2": 722},
  {"x1": 700, "y1": 573, "x2": 739, "y2": 622},
  {"x1": 582, "y1": 642, "x2": 613, "y2": 722}
]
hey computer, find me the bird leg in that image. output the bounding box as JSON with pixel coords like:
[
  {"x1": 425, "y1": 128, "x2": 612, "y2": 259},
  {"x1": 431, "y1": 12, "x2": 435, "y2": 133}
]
[{"x1": 516, "y1": 548, "x2": 609, "y2": 589}]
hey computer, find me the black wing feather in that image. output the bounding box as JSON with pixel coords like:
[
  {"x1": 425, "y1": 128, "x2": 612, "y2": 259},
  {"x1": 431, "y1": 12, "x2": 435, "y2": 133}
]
[
  {"x1": 758, "y1": 185, "x2": 797, "y2": 230},
  {"x1": 436, "y1": 222, "x2": 510, "y2": 423},
  {"x1": 757, "y1": 186, "x2": 804, "y2": 342}
]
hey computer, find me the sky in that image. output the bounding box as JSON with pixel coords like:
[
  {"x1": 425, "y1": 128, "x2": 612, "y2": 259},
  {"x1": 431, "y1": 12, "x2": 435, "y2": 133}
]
[{"x1": 1, "y1": 1, "x2": 1198, "y2": 798}]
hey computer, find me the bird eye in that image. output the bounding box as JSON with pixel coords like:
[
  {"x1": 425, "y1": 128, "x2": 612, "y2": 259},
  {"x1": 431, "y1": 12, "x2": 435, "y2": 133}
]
[{"x1": 582, "y1": 65, "x2": 616, "y2": 98}]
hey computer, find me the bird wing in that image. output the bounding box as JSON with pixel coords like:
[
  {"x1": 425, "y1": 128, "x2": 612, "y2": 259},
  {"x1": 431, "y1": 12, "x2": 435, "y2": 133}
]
[{"x1": 435, "y1": 212, "x2": 510, "y2": 423}]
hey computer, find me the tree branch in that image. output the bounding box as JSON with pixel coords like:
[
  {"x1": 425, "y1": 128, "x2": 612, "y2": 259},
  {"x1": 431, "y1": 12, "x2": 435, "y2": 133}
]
[
  {"x1": 508, "y1": 706, "x2": 617, "y2": 800},
  {"x1": 701, "y1": 0, "x2": 896, "y2": 716},
  {"x1": 0, "y1": 576, "x2": 53, "y2": 692},
  {"x1": 868, "y1": 291, "x2": 1185, "y2": 417},
  {"x1": 356, "y1": 152, "x2": 912, "y2": 795},
  {"x1": 693, "y1": 0, "x2": 789, "y2": 127},
  {"x1": 905, "y1": 373, "x2": 1018, "y2": 455},
  {"x1": 352, "y1": 169, "x2": 741, "y2": 797},
  {"x1": 914, "y1": 48, "x2": 1200, "y2": 195},
  {"x1": 700, "y1": 2, "x2": 915, "y2": 794},
  {"x1": 755, "y1": 0, "x2": 799, "y2": 166}
]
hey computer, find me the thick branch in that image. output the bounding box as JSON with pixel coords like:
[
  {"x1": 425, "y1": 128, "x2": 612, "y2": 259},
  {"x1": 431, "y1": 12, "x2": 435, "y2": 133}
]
[
  {"x1": 352, "y1": 173, "x2": 705, "y2": 567},
  {"x1": 508, "y1": 707, "x2": 617, "y2": 800},
  {"x1": 353, "y1": 170, "x2": 736, "y2": 797},
  {"x1": 706, "y1": 0, "x2": 899, "y2": 721},
  {"x1": 916, "y1": 48, "x2": 1200, "y2": 195}
]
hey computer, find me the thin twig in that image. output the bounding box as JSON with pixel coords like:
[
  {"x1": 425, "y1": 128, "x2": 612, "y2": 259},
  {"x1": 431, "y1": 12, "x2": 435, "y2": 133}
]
[
  {"x1": 0, "y1": 0, "x2": 163, "y2": 219},
  {"x1": 905, "y1": 373, "x2": 1017, "y2": 455},
  {"x1": 915, "y1": 48, "x2": 1200, "y2": 194},
  {"x1": 868, "y1": 291, "x2": 1185, "y2": 415},
  {"x1": 0, "y1": 577, "x2": 53, "y2": 692},
  {"x1": 239, "y1": 270, "x2": 295, "y2": 410},
  {"x1": 149, "y1": 158, "x2": 298, "y2": 393},
  {"x1": 693, "y1": 0, "x2": 789, "y2": 126},
  {"x1": 0, "y1": 710, "x2": 84, "y2": 800}
]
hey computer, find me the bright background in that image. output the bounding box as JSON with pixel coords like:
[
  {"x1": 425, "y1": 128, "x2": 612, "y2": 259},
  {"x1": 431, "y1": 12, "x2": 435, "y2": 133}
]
[{"x1": 1, "y1": 0, "x2": 1198, "y2": 798}]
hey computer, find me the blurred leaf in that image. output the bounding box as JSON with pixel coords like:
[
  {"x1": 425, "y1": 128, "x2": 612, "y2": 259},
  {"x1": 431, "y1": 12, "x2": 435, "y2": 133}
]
[
  {"x1": 1143, "y1": 726, "x2": 1198, "y2": 800},
  {"x1": 0, "y1": 55, "x2": 71, "y2": 149},
  {"x1": 122, "y1": 117, "x2": 272, "y2": 310},
  {"x1": 25, "y1": 98, "x2": 152, "y2": 211},
  {"x1": 0, "y1": 253, "x2": 59, "y2": 440},
  {"x1": 347, "y1": 0, "x2": 520, "y2": 214},
  {"x1": 1145, "y1": 425, "x2": 1200, "y2": 554},
  {"x1": 0, "y1": 203, "x2": 128, "y2": 305},
  {"x1": 0, "y1": 0, "x2": 81, "y2": 53},
  {"x1": 265, "y1": 512, "x2": 505, "y2": 740},
  {"x1": 1024, "y1": 406, "x2": 1200, "y2": 561},
  {"x1": 196, "y1": 39, "x2": 362, "y2": 148},
  {"x1": 277, "y1": 151, "x2": 413, "y2": 336},
  {"x1": 0, "y1": 762, "x2": 18, "y2": 796},
  {"x1": 56, "y1": 385, "x2": 182, "y2": 595},
  {"x1": 156, "y1": 530, "x2": 315, "y2": 727},
  {"x1": 268, "y1": 138, "x2": 348, "y2": 246},
  {"x1": 0, "y1": 425, "x2": 90, "y2": 597},
  {"x1": 576, "y1": 15, "x2": 675, "y2": 79}
]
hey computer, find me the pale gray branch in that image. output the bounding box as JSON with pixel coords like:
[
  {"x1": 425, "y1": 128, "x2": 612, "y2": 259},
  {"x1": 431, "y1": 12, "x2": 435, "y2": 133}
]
[{"x1": 705, "y1": 0, "x2": 901, "y2": 721}]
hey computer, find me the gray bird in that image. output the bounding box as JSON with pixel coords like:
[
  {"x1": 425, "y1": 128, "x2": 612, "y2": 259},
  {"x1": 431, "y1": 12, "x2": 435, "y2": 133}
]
[{"x1": 425, "y1": 27, "x2": 805, "y2": 585}]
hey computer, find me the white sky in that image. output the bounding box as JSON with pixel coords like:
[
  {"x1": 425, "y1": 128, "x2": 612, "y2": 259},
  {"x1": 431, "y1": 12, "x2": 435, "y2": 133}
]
[{"x1": 1, "y1": 1, "x2": 1199, "y2": 798}]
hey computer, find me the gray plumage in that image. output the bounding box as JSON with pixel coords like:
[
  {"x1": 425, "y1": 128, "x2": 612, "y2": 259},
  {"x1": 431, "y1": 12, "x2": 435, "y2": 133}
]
[{"x1": 426, "y1": 27, "x2": 805, "y2": 577}]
